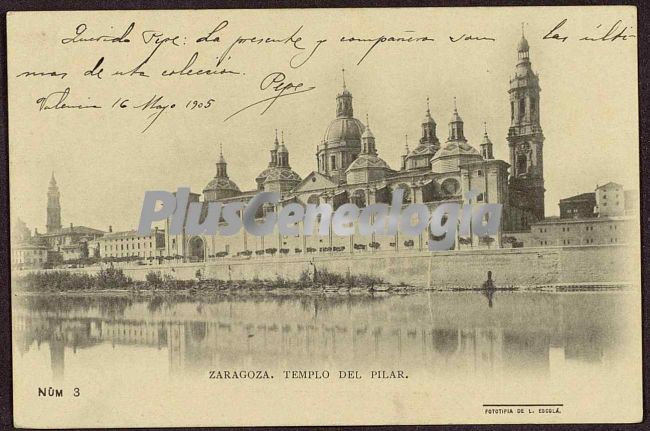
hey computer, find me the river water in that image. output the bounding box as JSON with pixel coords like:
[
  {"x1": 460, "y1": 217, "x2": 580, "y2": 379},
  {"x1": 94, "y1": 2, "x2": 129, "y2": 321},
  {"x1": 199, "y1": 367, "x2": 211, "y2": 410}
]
[{"x1": 12, "y1": 289, "x2": 641, "y2": 426}]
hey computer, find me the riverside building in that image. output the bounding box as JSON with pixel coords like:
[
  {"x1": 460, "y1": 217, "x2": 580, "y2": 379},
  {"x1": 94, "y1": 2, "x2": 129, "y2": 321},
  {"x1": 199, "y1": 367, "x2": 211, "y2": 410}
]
[{"x1": 165, "y1": 33, "x2": 544, "y2": 261}]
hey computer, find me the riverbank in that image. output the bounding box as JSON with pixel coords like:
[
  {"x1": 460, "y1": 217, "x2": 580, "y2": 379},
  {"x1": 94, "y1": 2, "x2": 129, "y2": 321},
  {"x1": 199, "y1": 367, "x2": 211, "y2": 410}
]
[
  {"x1": 12, "y1": 269, "x2": 634, "y2": 298},
  {"x1": 12, "y1": 244, "x2": 641, "y2": 289},
  {"x1": 13, "y1": 267, "x2": 404, "y2": 295}
]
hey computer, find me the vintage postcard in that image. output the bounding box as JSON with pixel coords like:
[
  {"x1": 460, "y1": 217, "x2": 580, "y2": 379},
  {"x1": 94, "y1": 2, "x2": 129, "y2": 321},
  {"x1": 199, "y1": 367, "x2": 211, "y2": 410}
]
[{"x1": 8, "y1": 6, "x2": 641, "y2": 427}]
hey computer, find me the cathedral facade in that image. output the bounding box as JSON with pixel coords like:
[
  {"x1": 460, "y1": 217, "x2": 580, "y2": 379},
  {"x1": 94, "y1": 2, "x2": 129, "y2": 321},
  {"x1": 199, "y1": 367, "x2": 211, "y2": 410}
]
[{"x1": 166, "y1": 33, "x2": 543, "y2": 260}]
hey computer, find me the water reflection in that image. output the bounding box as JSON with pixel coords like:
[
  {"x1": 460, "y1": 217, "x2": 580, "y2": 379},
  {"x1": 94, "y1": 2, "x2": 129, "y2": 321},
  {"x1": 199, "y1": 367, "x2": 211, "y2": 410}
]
[{"x1": 13, "y1": 291, "x2": 628, "y2": 382}]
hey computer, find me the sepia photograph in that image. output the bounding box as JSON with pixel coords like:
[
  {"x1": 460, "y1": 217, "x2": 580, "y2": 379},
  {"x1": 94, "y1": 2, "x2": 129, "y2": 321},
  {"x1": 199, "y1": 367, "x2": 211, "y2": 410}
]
[{"x1": 6, "y1": 5, "x2": 643, "y2": 427}]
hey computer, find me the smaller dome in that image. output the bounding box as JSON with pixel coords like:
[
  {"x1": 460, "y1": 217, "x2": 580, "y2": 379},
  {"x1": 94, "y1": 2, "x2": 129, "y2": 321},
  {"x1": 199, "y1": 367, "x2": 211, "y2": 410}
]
[
  {"x1": 407, "y1": 143, "x2": 437, "y2": 159},
  {"x1": 203, "y1": 177, "x2": 240, "y2": 193},
  {"x1": 278, "y1": 144, "x2": 288, "y2": 154},
  {"x1": 346, "y1": 154, "x2": 391, "y2": 172},
  {"x1": 433, "y1": 141, "x2": 480, "y2": 159},
  {"x1": 256, "y1": 167, "x2": 273, "y2": 181},
  {"x1": 263, "y1": 167, "x2": 302, "y2": 183}
]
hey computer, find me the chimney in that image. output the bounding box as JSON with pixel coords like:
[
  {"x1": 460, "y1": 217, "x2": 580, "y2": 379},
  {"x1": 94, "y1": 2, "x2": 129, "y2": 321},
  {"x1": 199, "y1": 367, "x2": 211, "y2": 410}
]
[
  {"x1": 109, "y1": 225, "x2": 113, "y2": 233},
  {"x1": 34, "y1": 227, "x2": 38, "y2": 235},
  {"x1": 70, "y1": 222, "x2": 74, "y2": 232}
]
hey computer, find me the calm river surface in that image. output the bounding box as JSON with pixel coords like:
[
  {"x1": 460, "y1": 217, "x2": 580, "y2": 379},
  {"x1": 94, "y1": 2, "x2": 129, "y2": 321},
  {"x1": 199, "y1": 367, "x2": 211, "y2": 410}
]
[
  {"x1": 13, "y1": 289, "x2": 637, "y2": 383},
  {"x1": 13, "y1": 289, "x2": 642, "y2": 426}
]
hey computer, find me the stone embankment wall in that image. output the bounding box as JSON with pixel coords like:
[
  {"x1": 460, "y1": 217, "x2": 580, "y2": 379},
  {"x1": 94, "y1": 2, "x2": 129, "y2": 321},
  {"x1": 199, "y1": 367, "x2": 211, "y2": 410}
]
[{"x1": 21, "y1": 244, "x2": 639, "y2": 288}]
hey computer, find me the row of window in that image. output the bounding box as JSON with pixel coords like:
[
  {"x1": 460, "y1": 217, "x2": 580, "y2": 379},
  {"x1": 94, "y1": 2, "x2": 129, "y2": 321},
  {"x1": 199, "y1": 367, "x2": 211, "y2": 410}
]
[
  {"x1": 105, "y1": 242, "x2": 154, "y2": 251},
  {"x1": 104, "y1": 236, "x2": 154, "y2": 242},
  {"x1": 103, "y1": 251, "x2": 157, "y2": 257},
  {"x1": 540, "y1": 224, "x2": 618, "y2": 233},
  {"x1": 543, "y1": 238, "x2": 617, "y2": 246}
]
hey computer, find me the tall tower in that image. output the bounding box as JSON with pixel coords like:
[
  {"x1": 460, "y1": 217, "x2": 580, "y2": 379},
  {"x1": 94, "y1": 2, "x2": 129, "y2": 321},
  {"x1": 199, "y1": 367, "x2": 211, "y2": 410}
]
[
  {"x1": 46, "y1": 172, "x2": 62, "y2": 233},
  {"x1": 507, "y1": 27, "x2": 545, "y2": 222}
]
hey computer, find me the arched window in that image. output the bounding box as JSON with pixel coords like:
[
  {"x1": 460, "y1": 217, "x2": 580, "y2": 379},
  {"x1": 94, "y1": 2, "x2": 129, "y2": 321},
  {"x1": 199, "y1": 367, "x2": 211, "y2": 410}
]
[
  {"x1": 421, "y1": 181, "x2": 439, "y2": 203},
  {"x1": 517, "y1": 154, "x2": 527, "y2": 176},
  {"x1": 530, "y1": 97, "x2": 537, "y2": 119},
  {"x1": 307, "y1": 194, "x2": 320, "y2": 205},
  {"x1": 441, "y1": 178, "x2": 460, "y2": 196},
  {"x1": 351, "y1": 190, "x2": 366, "y2": 207},
  {"x1": 395, "y1": 184, "x2": 411, "y2": 204}
]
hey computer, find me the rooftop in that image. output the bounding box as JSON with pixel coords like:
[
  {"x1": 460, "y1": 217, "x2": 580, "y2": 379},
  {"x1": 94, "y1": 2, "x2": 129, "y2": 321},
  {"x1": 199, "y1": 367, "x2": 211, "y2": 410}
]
[
  {"x1": 559, "y1": 192, "x2": 596, "y2": 203},
  {"x1": 38, "y1": 226, "x2": 105, "y2": 237},
  {"x1": 101, "y1": 229, "x2": 163, "y2": 239}
]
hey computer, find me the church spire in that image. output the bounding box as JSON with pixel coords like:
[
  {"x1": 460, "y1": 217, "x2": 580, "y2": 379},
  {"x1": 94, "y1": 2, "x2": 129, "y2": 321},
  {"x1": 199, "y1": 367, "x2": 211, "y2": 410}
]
[
  {"x1": 401, "y1": 134, "x2": 410, "y2": 170},
  {"x1": 420, "y1": 96, "x2": 439, "y2": 147},
  {"x1": 481, "y1": 122, "x2": 494, "y2": 159},
  {"x1": 361, "y1": 114, "x2": 376, "y2": 155},
  {"x1": 278, "y1": 130, "x2": 290, "y2": 167},
  {"x1": 517, "y1": 22, "x2": 530, "y2": 61},
  {"x1": 336, "y1": 68, "x2": 353, "y2": 118},
  {"x1": 448, "y1": 97, "x2": 465, "y2": 141},
  {"x1": 216, "y1": 143, "x2": 228, "y2": 178},
  {"x1": 269, "y1": 129, "x2": 279, "y2": 167}
]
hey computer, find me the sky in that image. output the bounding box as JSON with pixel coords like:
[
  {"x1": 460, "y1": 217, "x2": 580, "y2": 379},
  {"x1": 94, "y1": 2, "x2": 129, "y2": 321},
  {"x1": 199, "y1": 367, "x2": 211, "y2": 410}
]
[{"x1": 7, "y1": 7, "x2": 639, "y2": 233}]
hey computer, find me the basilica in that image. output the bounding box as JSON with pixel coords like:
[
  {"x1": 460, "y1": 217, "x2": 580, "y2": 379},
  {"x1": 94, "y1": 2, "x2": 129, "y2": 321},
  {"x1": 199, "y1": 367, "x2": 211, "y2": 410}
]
[{"x1": 165, "y1": 32, "x2": 545, "y2": 260}]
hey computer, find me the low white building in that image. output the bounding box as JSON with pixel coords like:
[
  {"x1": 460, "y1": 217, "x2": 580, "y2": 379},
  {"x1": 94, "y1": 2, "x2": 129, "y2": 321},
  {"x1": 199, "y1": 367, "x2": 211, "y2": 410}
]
[{"x1": 97, "y1": 228, "x2": 165, "y2": 259}]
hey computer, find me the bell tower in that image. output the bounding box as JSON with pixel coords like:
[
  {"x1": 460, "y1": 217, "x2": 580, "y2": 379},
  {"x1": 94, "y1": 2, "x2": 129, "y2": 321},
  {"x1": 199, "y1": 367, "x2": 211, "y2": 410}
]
[
  {"x1": 46, "y1": 172, "x2": 62, "y2": 233},
  {"x1": 507, "y1": 27, "x2": 545, "y2": 223}
]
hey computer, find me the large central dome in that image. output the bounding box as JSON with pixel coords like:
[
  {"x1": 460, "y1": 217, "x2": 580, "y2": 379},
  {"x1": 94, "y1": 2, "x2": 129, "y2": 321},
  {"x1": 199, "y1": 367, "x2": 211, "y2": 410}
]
[{"x1": 323, "y1": 117, "x2": 365, "y2": 146}]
